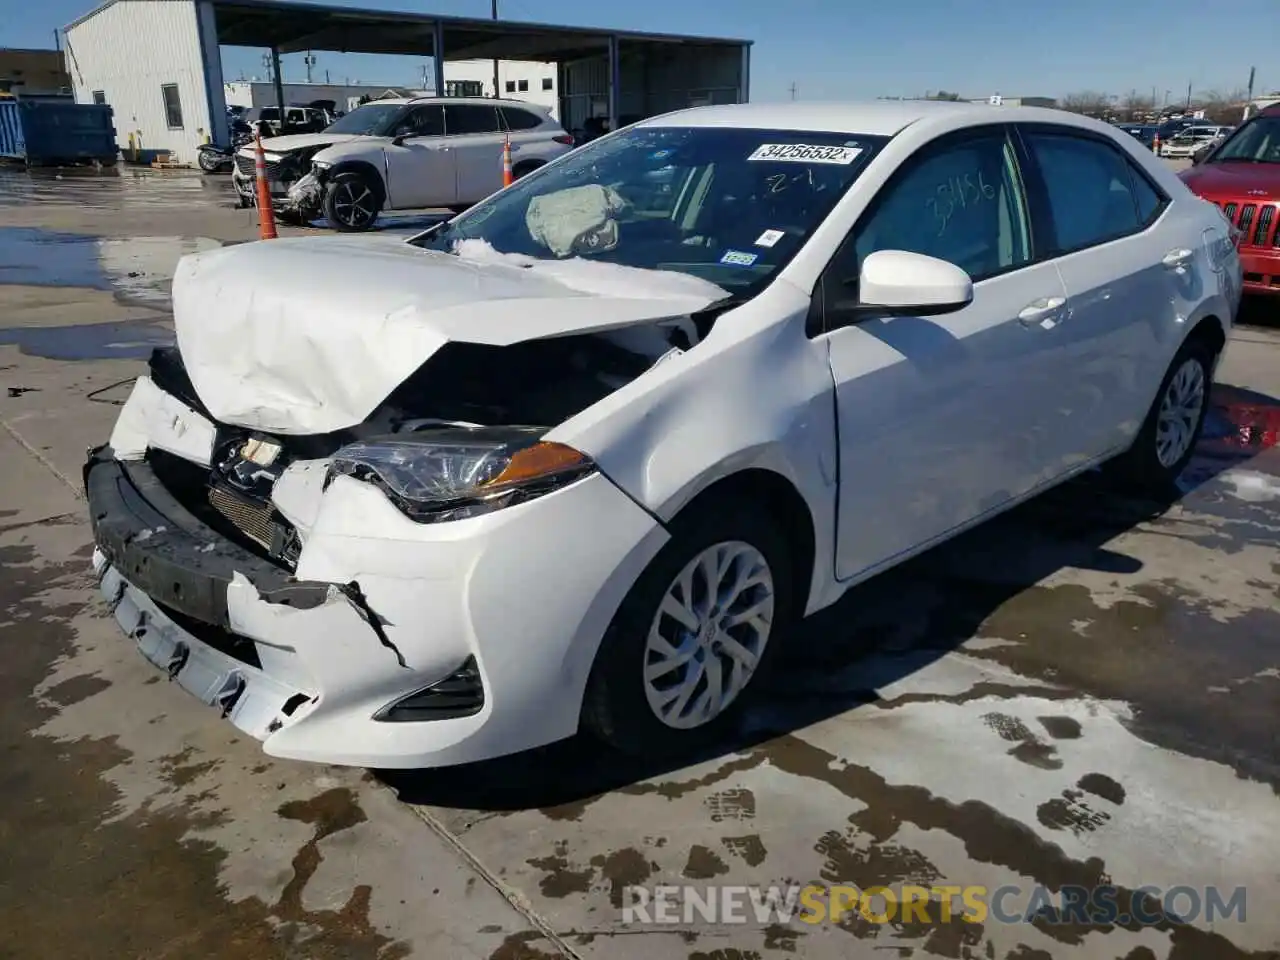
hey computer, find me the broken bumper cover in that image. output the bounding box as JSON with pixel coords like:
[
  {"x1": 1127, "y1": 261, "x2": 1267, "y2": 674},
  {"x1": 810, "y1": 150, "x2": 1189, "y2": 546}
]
[{"x1": 84, "y1": 445, "x2": 666, "y2": 768}]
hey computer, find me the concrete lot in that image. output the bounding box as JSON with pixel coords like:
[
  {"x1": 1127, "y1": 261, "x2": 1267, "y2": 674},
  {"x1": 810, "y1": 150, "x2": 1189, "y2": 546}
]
[{"x1": 1, "y1": 165, "x2": 1278, "y2": 960}]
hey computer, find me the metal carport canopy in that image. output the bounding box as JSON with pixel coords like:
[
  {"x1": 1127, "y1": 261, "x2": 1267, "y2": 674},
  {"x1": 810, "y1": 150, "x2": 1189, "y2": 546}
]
[
  {"x1": 211, "y1": 0, "x2": 749, "y2": 130},
  {"x1": 212, "y1": 0, "x2": 746, "y2": 63}
]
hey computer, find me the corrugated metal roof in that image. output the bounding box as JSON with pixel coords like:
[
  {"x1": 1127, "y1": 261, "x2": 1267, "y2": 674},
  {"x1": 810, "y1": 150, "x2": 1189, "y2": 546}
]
[{"x1": 66, "y1": 0, "x2": 750, "y2": 58}]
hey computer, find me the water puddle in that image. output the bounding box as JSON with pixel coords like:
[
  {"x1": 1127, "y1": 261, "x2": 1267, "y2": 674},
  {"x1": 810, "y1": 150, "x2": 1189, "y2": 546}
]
[
  {"x1": 0, "y1": 228, "x2": 222, "y2": 305},
  {"x1": 1201, "y1": 384, "x2": 1280, "y2": 458},
  {"x1": 0, "y1": 321, "x2": 173, "y2": 361}
]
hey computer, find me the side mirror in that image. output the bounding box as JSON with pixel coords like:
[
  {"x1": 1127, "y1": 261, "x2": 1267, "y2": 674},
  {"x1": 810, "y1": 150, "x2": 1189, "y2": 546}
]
[
  {"x1": 855, "y1": 250, "x2": 973, "y2": 316},
  {"x1": 391, "y1": 134, "x2": 408, "y2": 146}
]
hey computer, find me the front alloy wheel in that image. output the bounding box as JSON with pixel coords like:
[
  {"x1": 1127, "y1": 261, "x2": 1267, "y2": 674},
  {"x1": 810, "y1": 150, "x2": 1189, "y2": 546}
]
[
  {"x1": 643, "y1": 541, "x2": 775, "y2": 729},
  {"x1": 583, "y1": 502, "x2": 793, "y2": 756},
  {"x1": 323, "y1": 172, "x2": 380, "y2": 232}
]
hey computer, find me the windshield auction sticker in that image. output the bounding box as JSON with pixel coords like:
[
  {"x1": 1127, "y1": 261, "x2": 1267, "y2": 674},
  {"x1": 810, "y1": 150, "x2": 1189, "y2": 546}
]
[{"x1": 747, "y1": 143, "x2": 863, "y2": 164}]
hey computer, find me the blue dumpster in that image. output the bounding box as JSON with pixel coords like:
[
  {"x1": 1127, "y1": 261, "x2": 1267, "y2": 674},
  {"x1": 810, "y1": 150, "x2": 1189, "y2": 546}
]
[{"x1": 0, "y1": 100, "x2": 118, "y2": 166}]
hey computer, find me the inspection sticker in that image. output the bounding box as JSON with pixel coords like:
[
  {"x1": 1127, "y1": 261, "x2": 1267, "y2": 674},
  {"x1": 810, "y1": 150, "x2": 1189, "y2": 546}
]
[
  {"x1": 720, "y1": 249, "x2": 759, "y2": 267},
  {"x1": 747, "y1": 143, "x2": 863, "y2": 164},
  {"x1": 754, "y1": 229, "x2": 786, "y2": 248}
]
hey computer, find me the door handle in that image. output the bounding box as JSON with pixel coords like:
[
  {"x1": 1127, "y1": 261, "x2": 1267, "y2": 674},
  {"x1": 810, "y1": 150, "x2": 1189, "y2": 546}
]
[
  {"x1": 1018, "y1": 296, "x2": 1067, "y2": 328},
  {"x1": 1162, "y1": 248, "x2": 1194, "y2": 270}
]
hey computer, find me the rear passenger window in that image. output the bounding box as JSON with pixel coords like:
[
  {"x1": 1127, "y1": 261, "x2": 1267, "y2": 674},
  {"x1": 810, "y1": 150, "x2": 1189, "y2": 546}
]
[
  {"x1": 444, "y1": 104, "x2": 502, "y2": 135},
  {"x1": 1022, "y1": 132, "x2": 1153, "y2": 253},
  {"x1": 499, "y1": 107, "x2": 542, "y2": 131},
  {"x1": 848, "y1": 132, "x2": 1032, "y2": 282},
  {"x1": 1130, "y1": 170, "x2": 1165, "y2": 225}
]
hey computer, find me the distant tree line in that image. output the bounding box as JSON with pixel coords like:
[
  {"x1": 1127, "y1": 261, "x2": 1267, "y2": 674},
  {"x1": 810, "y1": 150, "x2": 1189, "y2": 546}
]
[{"x1": 1057, "y1": 88, "x2": 1249, "y2": 124}]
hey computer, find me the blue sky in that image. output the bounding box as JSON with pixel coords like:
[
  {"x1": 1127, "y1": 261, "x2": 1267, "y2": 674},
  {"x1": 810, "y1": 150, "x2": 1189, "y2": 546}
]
[{"x1": 7, "y1": 0, "x2": 1278, "y2": 103}]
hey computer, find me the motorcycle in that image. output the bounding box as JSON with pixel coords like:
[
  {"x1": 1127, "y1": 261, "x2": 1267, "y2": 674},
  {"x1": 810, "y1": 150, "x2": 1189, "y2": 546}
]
[{"x1": 196, "y1": 121, "x2": 253, "y2": 174}]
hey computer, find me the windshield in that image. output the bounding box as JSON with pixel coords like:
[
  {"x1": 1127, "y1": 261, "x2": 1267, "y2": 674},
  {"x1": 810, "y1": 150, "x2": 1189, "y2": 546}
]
[
  {"x1": 1211, "y1": 116, "x2": 1280, "y2": 163},
  {"x1": 411, "y1": 125, "x2": 884, "y2": 292},
  {"x1": 323, "y1": 103, "x2": 405, "y2": 136}
]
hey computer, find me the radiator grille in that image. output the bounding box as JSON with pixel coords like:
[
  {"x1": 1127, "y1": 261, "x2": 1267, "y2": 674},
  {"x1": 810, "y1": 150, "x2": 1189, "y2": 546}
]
[
  {"x1": 1211, "y1": 199, "x2": 1279, "y2": 249},
  {"x1": 208, "y1": 485, "x2": 277, "y2": 551}
]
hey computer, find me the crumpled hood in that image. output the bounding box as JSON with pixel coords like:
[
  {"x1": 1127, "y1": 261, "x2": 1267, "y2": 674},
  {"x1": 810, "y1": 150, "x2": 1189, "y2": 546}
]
[
  {"x1": 171, "y1": 234, "x2": 727, "y2": 434},
  {"x1": 235, "y1": 132, "x2": 361, "y2": 158}
]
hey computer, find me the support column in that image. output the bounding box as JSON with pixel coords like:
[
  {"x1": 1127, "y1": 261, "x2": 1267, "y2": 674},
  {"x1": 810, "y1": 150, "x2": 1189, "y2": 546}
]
[
  {"x1": 195, "y1": 0, "x2": 228, "y2": 145},
  {"x1": 433, "y1": 20, "x2": 446, "y2": 97},
  {"x1": 271, "y1": 46, "x2": 285, "y2": 125},
  {"x1": 739, "y1": 44, "x2": 751, "y2": 103},
  {"x1": 607, "y1": 34, "x2": 620, "y2": 132}
]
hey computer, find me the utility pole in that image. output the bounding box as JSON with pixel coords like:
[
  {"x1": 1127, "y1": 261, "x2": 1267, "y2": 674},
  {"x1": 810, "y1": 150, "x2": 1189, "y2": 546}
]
[
  {"x1": 53, "y1": 29, "x2": 61, "y2": 52},
  {"x1": 788, "y1": 81, "x2": 797, "y2": 101},
  {"x1": 492, "y1": 0, "x2": 500, "y2": 98},
  {"x1": 304, "y1": 51, "x2": 316, "y2": 84},
  {"x1": 1245, "y1": 66, "x2": 1256, "y2": 120}
]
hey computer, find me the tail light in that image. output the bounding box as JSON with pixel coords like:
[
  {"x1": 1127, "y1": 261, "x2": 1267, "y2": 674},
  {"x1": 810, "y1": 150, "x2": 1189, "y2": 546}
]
[{"x1": 553, "y1": 134, "x2": 575, "y2": 146}]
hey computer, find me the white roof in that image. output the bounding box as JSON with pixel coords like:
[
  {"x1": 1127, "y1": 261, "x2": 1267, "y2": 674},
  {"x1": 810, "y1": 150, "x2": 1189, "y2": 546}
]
[
  {"x1": 351, "y1": 96, "x2": 549, "y2": 111},
  {"x1": 640, "y1": 100, "x2": 999, "y2": 136}
]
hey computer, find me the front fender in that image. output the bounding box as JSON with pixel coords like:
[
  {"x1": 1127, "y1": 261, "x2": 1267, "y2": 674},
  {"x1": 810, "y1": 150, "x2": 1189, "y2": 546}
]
[{"x1": 544, "y1": 279, "x2": 840, "y2": 613}]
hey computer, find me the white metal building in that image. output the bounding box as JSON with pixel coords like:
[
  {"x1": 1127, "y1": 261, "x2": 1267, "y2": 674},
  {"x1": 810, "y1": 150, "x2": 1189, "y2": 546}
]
[
  {"x1": 443, "y1": 60, "x2": 559, "y2": 116},
  {"x1": 223, "y1": 64, "x2": 558, "y2": 118},
  {"x1": 62, "y1": 0, "x2": 749, "y2": 164}
]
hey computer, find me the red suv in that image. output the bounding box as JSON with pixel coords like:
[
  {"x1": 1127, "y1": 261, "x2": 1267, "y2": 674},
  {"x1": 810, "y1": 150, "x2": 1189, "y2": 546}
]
[{"x1": 1179, "y1": 104, "x2": 1280, "y2": 297}]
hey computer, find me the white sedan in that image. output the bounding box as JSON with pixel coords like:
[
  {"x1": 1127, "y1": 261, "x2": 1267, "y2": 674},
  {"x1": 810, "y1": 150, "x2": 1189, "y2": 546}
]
[
  {"x1": 86, "y1": 101, "x2": 1241, "y2": 768},
  {"x1": 1160, "y1": 125, "x2": 1231, "y2": 159}
]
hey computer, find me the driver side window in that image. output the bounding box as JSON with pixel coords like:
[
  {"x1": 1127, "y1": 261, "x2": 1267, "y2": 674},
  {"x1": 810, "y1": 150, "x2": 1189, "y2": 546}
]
[{"x1": 826, "y1": 131, "x2": 1031, "y2": 313}]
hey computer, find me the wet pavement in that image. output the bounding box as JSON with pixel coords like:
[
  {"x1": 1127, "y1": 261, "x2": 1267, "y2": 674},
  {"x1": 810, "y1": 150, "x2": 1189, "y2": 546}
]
[{"x1": 0, "y1": 164, "x2": 1278, "y2": 960}]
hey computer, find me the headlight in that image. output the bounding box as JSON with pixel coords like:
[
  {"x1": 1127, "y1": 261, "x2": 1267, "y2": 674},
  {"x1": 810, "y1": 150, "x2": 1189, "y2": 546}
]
[
  {"x1": 263, "y1": 152, "x2": 284, "y2": 163},
  {"x1": 312, "y1": 159, "x2": 332, "y2": 170},
  {"x1": 327, "y1": 426, "x2": 596, "y2": 523}
]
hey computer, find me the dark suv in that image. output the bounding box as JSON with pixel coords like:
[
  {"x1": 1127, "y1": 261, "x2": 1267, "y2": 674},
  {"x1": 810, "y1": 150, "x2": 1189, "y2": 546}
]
[{"x1": 1179, "y1": 104, "x2": 1280, "y2": 298}]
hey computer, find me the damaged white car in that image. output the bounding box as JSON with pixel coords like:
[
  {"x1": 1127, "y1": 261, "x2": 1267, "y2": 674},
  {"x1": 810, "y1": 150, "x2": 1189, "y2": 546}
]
[{"x1": 86, "y1": 102, "x2": 1239, "y2": 768}]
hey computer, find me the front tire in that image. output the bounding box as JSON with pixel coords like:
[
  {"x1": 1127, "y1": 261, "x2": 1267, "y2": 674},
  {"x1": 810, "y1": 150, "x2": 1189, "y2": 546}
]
[
  {"x1": 582, "y1": 502, "x2": 793, "y2": 756},
  {"x1": 323, "y1": 171, "x2": 381, "y2": 232},
  {"x1": 1109, "y1": 337, "x2": 1215, "y2": 492},
  {"x1": 197, "y1": 150, "x2": 222, "y2": 173}
]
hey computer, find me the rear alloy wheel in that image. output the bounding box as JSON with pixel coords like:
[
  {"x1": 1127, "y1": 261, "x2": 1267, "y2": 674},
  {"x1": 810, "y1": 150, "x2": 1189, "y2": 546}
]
[
  {"x1": 583, "y1": 504, "x2": 792, "y2": 756},
  {"x1": 1109, "y1": 337, "x2": 1215, "y2": 492},
  {"x1": 323, "y1": 171, "x2": 380, "y2": 232}
]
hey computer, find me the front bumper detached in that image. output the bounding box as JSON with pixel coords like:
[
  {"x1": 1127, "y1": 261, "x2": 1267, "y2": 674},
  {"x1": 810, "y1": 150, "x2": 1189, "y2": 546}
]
[
  {"x1": 232, "y1": 163, "x2": 323, "y2": 217},
  {"x1": 83, "y1": 430, "x2": 667, "y2": 767},
  {"x1": 84, "y1": 445, "x2": 490, "y2": 765}
]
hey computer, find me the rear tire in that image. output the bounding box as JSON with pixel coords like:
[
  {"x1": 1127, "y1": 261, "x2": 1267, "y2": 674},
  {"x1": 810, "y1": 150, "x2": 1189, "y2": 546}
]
[
  {"x1": 323, "y1": 171, "x2": 381, "y2": 232},
  {"x1": 582, "y1": 501, "x2": 793, "y2": 757},
  {"x1": 1108, "y1": 336, "x2": 1216, "y2": 494}
]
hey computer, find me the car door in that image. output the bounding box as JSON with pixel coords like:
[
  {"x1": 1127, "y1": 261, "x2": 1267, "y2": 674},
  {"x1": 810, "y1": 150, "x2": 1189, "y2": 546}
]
[
  {"x1": 820, "y1": 126, "x2": 1071, "y2": 581},
  {"x1": 444, "y1": 103, "x2": 507, "y2": 204},
  {"x1": 383, "y1": 104, "x2": 455, "y2": 209},
  {"x1": 1015, "y1": 125, "x2": 1178, "y2": 462}
]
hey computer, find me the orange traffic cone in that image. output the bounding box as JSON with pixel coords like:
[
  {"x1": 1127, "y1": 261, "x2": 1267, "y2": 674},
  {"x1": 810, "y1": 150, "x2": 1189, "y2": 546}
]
[
  {"x1": 502, "y1": 135, "x2": 513, "y2": 188},
  {"x1": 1152, "y1": 132, "x2": 1161, "y2": 155},
  {"x1": 253, "y1": 133, "x2": 278, "y2": 240}
]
